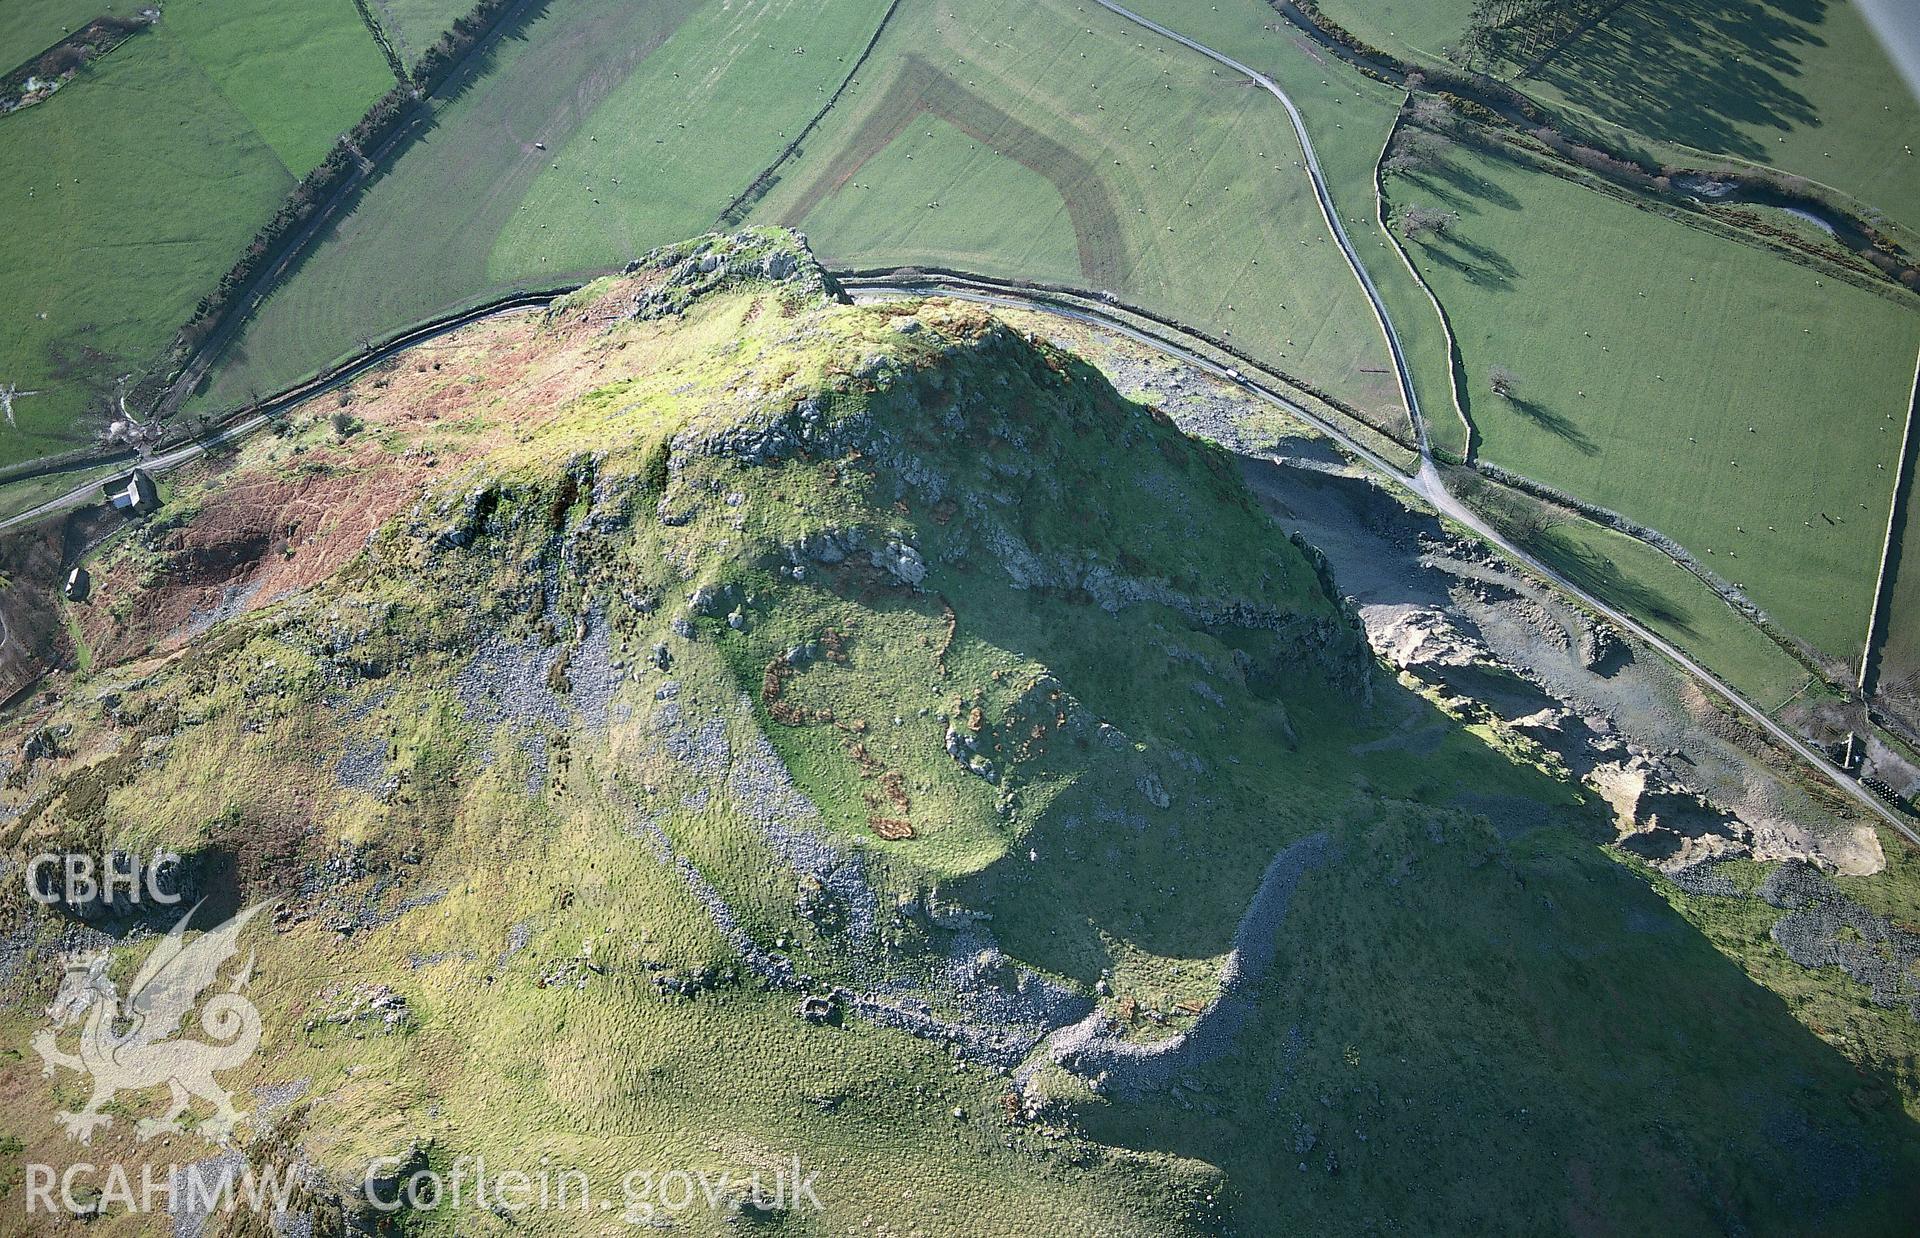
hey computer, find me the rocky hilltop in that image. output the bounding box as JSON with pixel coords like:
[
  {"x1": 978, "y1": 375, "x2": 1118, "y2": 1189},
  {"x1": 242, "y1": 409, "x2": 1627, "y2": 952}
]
[{"x1": 0, "y1": 231, "x2": 1915, "y2": 1235}]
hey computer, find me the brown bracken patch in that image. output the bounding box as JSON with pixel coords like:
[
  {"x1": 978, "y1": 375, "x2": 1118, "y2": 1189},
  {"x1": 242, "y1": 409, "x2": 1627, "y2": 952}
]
[{"x1": 868, "y1": 816, "x2": 914, "y2": 840}]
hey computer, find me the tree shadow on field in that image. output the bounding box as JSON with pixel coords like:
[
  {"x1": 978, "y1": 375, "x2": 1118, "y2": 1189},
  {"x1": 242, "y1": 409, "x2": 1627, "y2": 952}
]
[
  {"x1": 430, "y1": 0, "x2": 555, "y2": 110},
  {"x1": 1402, "y1": 153, "x2": 1522, "y2": 213},
  {"x1": 1418, "y1": 231, "x2": 1517, "y2": 291},
  {"x1": 1504, "y1": 392, "x2": 1597, "y2": 454},
  {"x1": 1524, "y1": 0, "x2": 1827, "y2": 163},
  {"x1": 1396, "y1": 164, "x2": 1474, "y2": 210}
]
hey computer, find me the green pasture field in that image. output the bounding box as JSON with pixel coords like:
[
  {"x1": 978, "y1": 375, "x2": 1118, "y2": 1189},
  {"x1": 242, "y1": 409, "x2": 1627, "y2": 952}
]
[
  {"x1": 0, "y1": 0, "x2": 107, "y2": 72},
  {"x1": 0, "y1": 32, "x2": 293, "y2": 468},
  {"x1": 0, "y1": 0, "x2": 392, "y2": 471},
  {"x1": 485, "y1": 0, "x2": 891, "y2": 279},
  {"x1": 748, "y1": 0, "x2": 1411, "y2": 435},
  {"x1": 790, "y1": 114, "x2": 1083, "y2": 277},
  {"x1": 1305, "y1": 0, "x2": 1476, "y2": 66},
  {"x1": 1531, "y1": 519, "x2": 1819, "y2": 712},
  {"x1": 1310, "y1": 0, "x2": 1920, "y2": 239},
  {"x1": 372, "y1": 0, "x2": 472, "y2": 68},
  {"x1": 1386, "y1": 138, "x2": 1920, "y2": 665},
  {"x1": 159, "y1": 0, "x2": 397, "y2": 175},
  {"x1": 1116, "y1": 0, "x2": 1468, "y2": 455},
  {"x1": 192, "y1": 0, "x2": 888, "y2": 414}
]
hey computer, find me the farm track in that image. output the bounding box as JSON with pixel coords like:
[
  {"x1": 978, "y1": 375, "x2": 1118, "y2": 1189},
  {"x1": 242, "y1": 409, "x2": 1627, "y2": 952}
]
[
  {"x1": 1270, "y1": 0, "x2": 1914, "y2": 265},
  {"x1": 1370, "y1": 110, "x2": 1473, "y2": 460},
  {"x1": 1090, "y1": 0, "x2": 1426, "y2": 453}
]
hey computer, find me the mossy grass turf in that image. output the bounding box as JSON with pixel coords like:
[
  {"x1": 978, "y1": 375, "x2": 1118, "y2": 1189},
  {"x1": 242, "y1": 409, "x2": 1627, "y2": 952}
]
[
  {"x1": 1385, "y1": 136, "x2": 1920, "y2": 666},
  {"x1": 2, "y1": 233, "x2": 1917, "y2": 1233}
]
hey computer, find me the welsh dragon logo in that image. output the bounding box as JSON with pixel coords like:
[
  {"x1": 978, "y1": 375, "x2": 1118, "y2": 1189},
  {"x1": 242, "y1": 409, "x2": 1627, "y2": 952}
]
[{"x1": 34, "y1": 901, "x2": 270, "y2": 1145}]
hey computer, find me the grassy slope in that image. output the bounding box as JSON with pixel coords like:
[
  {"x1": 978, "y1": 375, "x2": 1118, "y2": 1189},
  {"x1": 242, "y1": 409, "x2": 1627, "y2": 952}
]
[
  {"x1": 751, "y1": 0, "x2": 1410, "y2": 434},
  {"x1": 6, "y1": 250, "x2": 1362, "y2": 1231},
  {"x1": 191, "y1": 0, "x2": 886, "y2": 414},
  {"x1": 5, "y1": 245, "x2": 1919, "y2": 1231},
  {"x1": 0, "y1": 0, "x2": 104, "y2": 71},
  {"x1": 1387, "y1": 140, "x2": 1920, "y2": 663},
  {"x1": 1312, "y1": 0, "x2": 1920, "y2": 238},
  {"x1": 1074, "y1": 821, "x2": 1920, "y2": 1234},
  {"x1": 158, "y1": 0, "x2": 396, "y2": 175},
  {"x1": 0, "y1": 32, "x2": 293, "y2": 467},
  {"x1": 0, "y1": 754, "x2": 1183, "y2": 1235}
]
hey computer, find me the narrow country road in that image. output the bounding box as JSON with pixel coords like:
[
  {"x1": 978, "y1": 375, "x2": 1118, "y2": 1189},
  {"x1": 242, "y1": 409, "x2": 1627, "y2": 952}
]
[{"x1": 0, "y1": 420, "x2": 263, "y2": 535}]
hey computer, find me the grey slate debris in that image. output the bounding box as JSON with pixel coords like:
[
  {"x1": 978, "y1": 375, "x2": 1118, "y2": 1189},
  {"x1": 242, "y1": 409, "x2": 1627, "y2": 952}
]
[{"x1": 1761, "y1": 861, "x2": 1920, "y2": 1020}]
